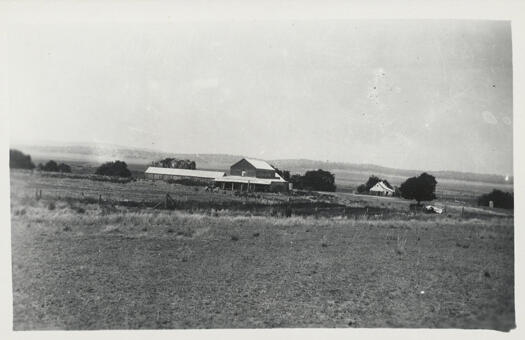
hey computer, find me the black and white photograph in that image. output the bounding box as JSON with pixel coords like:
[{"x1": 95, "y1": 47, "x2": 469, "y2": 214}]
[{"x1": 1, "y1": 0, "x2": 523, "y2": 337}]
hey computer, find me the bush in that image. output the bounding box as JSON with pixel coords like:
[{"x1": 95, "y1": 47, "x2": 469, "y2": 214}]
[
  {"x1": 272, "y1": 166, "x2": 291, "y2": 181},
  {"x1": 478, "y1": 189, "x2": 513, "y2": 209},
  {"x1": 58, "y1": 163, "x2": 72, "y2": 173},
  {"x1": 400, "y1": 172, "x2": 437, "y2": 205},
  {"x1": 95, "y1": 160, "x2": 131, "y2": 178},
  {"x1": 393, "y1": 186, "x2": 402, "y2": 197},
  {"x1": 290, "y1": 174, "x2": 304, "y2": 190},
  {"x1": 356, "y1": 184, "x2": 367, "y2": 193},
  {"x1": 42, "y1": 160, "x2": 59, "y2": 172},
  {"x1": 38, "y1": 160, "x2": 72, "y2": 173},
  {"x1": 9, "y1": 149, "x2": 35, "y2": 169}
]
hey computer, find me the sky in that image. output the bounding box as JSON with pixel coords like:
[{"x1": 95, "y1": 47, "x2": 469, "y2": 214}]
[{"x1": 7, "y1": 19, "x2": 513, "y2": 175}]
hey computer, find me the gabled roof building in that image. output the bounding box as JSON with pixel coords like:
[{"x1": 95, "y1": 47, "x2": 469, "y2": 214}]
[
  {"x1": 216, "y1": 158, "x2": 289, "y2": 192},
  {"x1": 369, "y1": 181, "x2": 395, "y2": 196}
]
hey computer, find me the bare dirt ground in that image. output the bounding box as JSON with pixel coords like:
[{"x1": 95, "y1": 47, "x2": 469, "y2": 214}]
[{"x1": 10, "y1": 170, "x2": 515, "y2": 330}]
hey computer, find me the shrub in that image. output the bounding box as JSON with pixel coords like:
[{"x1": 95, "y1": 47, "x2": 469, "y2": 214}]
[
  {"x1": 57, "y1": 163, "x2": 72, "y2": 173},
  {"x1": 272, "y1": 166, "x2": 291, "y2": 181},
  {"x1": 290, "y1": 174, "x2": 304, "y2": 190},
  {"x1": 95, "y1": 160, "x2": 131, "y2": 178},
  {"x1": 356, "y1": 184, "x2": 367, "y2": 193},
  {"x1": 42, "y1": 160, "x2": 59, "y2": 172},
  {"x1": 74, "y1": 206, "x2": 86, "y2": 214},
  {"x1": 9, "y1": 149, "x2": 35, "y2": 169},
  {"x1": 395, "y1": 234, "x2": 407, "y2": 255},
  {"x1": 38, "y1": 160, "x2": 72, "y2": 173},
  {"x1": 393, "y1": 186, "x2": 402, "y2": 197},
  {"x1": 478, "y1": 189, "x2": 513, "y2": 209}
]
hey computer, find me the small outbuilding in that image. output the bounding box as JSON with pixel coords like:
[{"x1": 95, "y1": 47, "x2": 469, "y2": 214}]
[{"x1": 369, "y1": 181, "x2": 395, "y2": 196}]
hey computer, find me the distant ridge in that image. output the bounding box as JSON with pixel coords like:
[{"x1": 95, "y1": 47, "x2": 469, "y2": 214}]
[
  {"x1": 270, "y1": 159, "x2": 512, "y2": 185},
  {"x1": 11, "y1": 142, "x2": 513, "y2": 185}
]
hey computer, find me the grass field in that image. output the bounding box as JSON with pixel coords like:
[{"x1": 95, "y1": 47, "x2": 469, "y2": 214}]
[{"x1": 10, "y1": 170, "x2": 515, "y2": 330}]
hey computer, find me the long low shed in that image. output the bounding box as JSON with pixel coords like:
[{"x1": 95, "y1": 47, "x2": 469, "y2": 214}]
[
  {"x1": 214, "y1": 174, "x2": 289, "y2": 192},
  {"x1": 144, "y1": 167, "x2": 225, "y2": 182}
]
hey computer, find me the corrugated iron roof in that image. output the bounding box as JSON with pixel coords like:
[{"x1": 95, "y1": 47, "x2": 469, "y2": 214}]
[
  {"x1": 243, "y1": 158, "x2": 275, "y2": 171},
  {"x1": 215, "y1": 174, "x2": 287, "y2": 185},
  {"x1": 369, "y1": 181, "x2": 394, "y2": 192},
  {"x1": 145, "y1": 167, "x2": 225, "y2": 179}
]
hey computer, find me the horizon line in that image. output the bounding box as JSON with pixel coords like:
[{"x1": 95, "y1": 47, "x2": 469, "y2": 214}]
[{"x1": 9, "y1": 139, "x2": 513, "y2": 179}]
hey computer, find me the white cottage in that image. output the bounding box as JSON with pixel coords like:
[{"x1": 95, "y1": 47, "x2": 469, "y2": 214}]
[{"x1": 369, "y1": 181, "x2": 395, "y2": 196}]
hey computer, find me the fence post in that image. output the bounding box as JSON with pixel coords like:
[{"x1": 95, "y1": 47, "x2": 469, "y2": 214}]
[
  {"x1": 461, "y1": 206, "x2": 464, "y2": 218},
  {"x1": 99, "y1": 194, "x2": 102, "y2": 205}
]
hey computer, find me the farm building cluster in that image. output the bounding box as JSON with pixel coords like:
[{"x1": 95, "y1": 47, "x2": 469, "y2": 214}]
[{"x1": 145, "y1": 158, "x2": 290, "y2": 192}]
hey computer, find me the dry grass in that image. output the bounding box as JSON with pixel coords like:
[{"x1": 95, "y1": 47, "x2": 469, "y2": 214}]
[{"x1": 9, "y1": 170, "x2": 515, "y2": 330}]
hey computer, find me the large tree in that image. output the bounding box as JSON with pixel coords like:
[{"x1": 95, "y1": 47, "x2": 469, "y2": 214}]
[
  {"x1": 399, "y1": 172, "x2": 437, "y2": 205},
  {"x1": 365, "y1": 175, "x2": 381, "y2": 190},
  {"x1": 42, "y1": 160, "x2": 59, "y2": 172},
  {"x1": 95, "y1": 160, "x2": 132, "y2": 178},
  {"x1": 9, "y1": 149, "x2": 35, "y2": 169},
  {"x1": 478, "y1": 189, "x2": 513, "y2": 209},
  {"x1": 301, "y1": 169, "x2": 336, "y2": 192},
  {"x1": 363, "y1": 175, "x2": 393, "y2": 191}
]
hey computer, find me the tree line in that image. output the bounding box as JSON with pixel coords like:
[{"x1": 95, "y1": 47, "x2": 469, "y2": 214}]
[
  {"x1": 357, "y1": 172, "x2": 513, "y2": 209},
  {"x1": 10, "y1": 149, "x2": 130, "y2": 177}
]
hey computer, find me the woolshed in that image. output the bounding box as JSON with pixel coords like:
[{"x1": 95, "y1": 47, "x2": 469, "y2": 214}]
[
  {"x1": 214, "y1": 158, "x2": 289, "y2": 192},
  {"x1": 369, "y1": 181, "x2": 395, "y2": 196},
  {"x1": 144, "y1": 167, "x2": 225, "y2": 183}
]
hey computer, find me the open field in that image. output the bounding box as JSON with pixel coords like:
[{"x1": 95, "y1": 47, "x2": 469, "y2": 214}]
[{"x1": 10, "y1": 170, "x2": 514, "y2": 330}]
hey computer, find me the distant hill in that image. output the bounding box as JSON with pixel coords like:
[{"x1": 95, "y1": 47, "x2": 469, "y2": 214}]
[
  {"x1": 11, "y1": 142, "x2": 513, "y2": 186},
  {"x1": 270, "y1": 159, "x2": 512, "y2": 185},
  {"x1": 10, "y1": 143, "x2": 241, "y2": 172}
]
